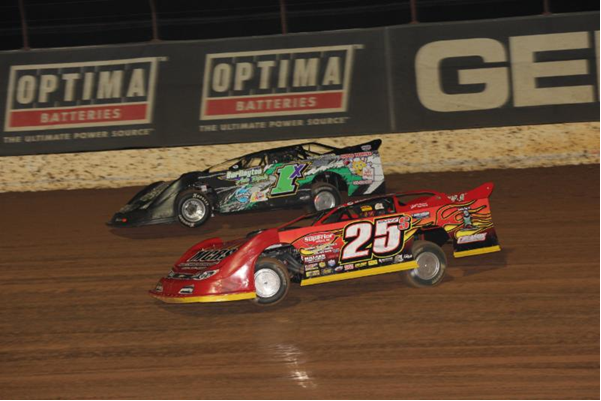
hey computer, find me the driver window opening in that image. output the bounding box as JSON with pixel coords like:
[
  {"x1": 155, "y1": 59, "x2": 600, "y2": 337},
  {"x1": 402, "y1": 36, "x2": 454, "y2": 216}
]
[{"x1": 322, "y1": 197, "x2": 396, "y2": 224}]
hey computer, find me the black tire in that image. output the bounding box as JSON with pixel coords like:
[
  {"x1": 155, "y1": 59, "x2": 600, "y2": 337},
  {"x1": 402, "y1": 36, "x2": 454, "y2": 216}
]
[
  {"x1": 310, "y1": 182, "x2": 341, "y2": 212},
  {"x1": 401, "y1": 240, "x2": 447, "y2": 288},
  {"x1": 175, "y1": 190, "x2": 212, "y2": 228},
  {"x1": 253, "y1": 257, "x2": 290, "y2": 306}
]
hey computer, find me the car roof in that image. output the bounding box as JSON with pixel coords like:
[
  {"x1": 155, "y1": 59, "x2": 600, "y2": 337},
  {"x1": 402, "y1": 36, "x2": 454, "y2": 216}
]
[{"x1": 240, "y1": 142, "x2": 337, "y2": 159}]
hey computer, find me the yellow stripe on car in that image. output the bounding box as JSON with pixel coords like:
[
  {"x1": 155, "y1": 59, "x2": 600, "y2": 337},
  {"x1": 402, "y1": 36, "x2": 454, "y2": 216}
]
[
  {"x1": 454, "y1": 245, "x2": 501, "y2": 258},
  {"x1": 301, "y1": 260, "x2": 418, "y2": 286},
  {"x1": 151, "y1": 291, "x2": 256, "y2": 303}
]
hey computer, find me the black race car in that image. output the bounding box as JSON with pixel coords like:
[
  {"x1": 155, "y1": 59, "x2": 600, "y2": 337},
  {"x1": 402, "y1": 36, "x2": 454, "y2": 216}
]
[{"x1": 108, "y1": 140, "x2": 385, "y2": 228}]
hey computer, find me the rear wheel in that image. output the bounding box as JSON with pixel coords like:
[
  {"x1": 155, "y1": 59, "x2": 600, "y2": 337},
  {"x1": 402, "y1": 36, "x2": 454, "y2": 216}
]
[
  {"x1": 401, "y1": 240, "x2": 447, "y2": 287},
  {"x1": 176, "y1": 190, "x2": 212, "y2": 228},
  {"x1": 311, "y1": 182, "x2": 341, "y2": 212},
  {"x1": 253, "y1": 257, "x2": 290, "y2": 306}
]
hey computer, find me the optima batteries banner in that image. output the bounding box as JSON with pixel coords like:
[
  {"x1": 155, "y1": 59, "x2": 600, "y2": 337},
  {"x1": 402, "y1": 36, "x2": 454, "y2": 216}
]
[
  {"x1": 0, "y1": 48, "x2": 166, "y2": 155},
  {"x1": 162, "y1": 28, "x2": 390, "y2": 148},
  {"x1": 0, "y1": 29, "x2": 389, "y2": 155}
]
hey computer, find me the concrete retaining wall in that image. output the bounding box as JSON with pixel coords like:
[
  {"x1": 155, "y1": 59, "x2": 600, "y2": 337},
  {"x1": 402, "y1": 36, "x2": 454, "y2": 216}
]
[{"x1": 0, "y1": 122, "x2": 598, "y2": 193}]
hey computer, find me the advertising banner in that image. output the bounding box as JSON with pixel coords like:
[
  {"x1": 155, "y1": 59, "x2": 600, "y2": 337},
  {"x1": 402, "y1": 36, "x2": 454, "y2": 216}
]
[
  {"x1": 0, "y1": 29, "x2": 390, "y2": 155},
  {"x1": 0, "y1": 12, "x2": 598, "y2": 156},
  {"x1": 159, "y1": 28, "x2": 390, "y2": 147},
  {"x1": 388, "y1": 12, "x2": 600, "y2": 132},
  {"x1": 0, "y1": 46, "x2": 167, "y2": 155}
]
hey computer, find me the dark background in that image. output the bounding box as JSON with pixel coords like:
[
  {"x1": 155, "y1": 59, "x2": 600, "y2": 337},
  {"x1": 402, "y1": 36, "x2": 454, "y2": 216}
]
[{"x1": 0, "y1": 0, "x2": 598, "y2": 51}]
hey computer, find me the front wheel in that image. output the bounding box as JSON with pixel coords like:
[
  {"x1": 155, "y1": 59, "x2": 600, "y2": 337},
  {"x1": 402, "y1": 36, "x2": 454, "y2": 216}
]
[
  {"x1": 253, "y1": 257, "x2": 290, "y2": 306},
  {"x1": 401, "y1": 240, "x2": 447, "y2": 288},
  {"x1": 311, "y1": 182, "x2": 341, "y2": 212},
  {"x1": 175, "y1": 190, "x2": 212, "y2": 228}
]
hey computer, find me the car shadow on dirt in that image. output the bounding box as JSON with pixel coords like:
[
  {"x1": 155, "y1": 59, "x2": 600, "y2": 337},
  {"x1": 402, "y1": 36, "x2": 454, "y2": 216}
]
[{"x1": 108, "y1": 208, "x2": 302, "y2": 240}]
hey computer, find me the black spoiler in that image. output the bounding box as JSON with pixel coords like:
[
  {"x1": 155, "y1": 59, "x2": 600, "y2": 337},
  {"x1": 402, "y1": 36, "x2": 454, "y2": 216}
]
[{"x1": 329, "y1": 139, "x2": 382, "y2": 155}]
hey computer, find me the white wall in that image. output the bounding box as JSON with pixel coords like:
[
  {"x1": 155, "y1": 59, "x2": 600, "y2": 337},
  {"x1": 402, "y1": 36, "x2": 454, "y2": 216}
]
[{"x1": 0, "y1": 122, "x2": 598, "y2": 193}]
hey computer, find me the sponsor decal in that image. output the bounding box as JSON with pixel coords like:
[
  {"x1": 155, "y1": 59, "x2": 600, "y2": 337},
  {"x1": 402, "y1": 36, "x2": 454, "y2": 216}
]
[
  {"x1": 319, "y1": 261, "x2": 326, "y2": 268},
  {"x1": 305, "y1": 263, "x2": 319, "y2": 271},
  {"x1": 303, "y1": 253, "x2": 326, "y2": 263},
  {"x1": 327, "y1": 259, "x2": 337, "y2": 267},
  {"x1": 457, "y1": 233, "x2": 487, "y2": 244},
  {"x1": 340, "y1": 151, "x2": 372, "y2": 159},
  {"x1": 368, "y1": 260, "x2": 378, "y2": 266},
  {"x1": 234, "y1": 187, "x2": 250, "y2": 203},
  {"x1": 352, "y1": 180, "x2": 373, "y2": 185},
  {"x1": 343, "y1": 264, "x2": 355, "y2": 271},
  {"x1": 182, "y1": 247, "x2": 238, "y2": 267},
  {"x1": 410, "y1": 202, "x2": 428, "y2": 209},
  {"x1": 250, "y1": 190, "x2": 268, "y2": 203},
  {"x1": 355, "y1": 262, "x2": 367, "y2": 268},
  {"x1": 200, "y1": 45, "x2": 360, "y2": 120},
  {"x1": 192, "y1": 269, "x2": 219, "y2": 281},
  {"x1": 179, "y1": 285, "x2": 194, "y2": 295},
  {"x1": 5, "y1": 57, "x2": 160, "y2": 131},
  {"x1": 306, "y1": 270, "x2": 321, "y2": 278},
  {"x1": 379, "y1": 257, "x2": 393, "y2": 263},
  {"x1": 460, "y1": 207, "x2": 475, "y2": 228},
  {"x1": 334, "y1": 266, "x2": 344, "y2": 272},
  {"x1": 447, "y1": 193, "x2": 466, "y2": 202},
  {"x1": 412, "y1": 211, "x2": 430, "y2": 219},
  {"x1": 225, "y1": 167, "x2": 263, "y2": 180},
  {"x1": 303, "y1": 232, "x2": 336, "y2": 246},
  {"x1": 321, "y1": 267, "x2": 334, "y2": 275},
  {"x1": 394, "y1": 254, "x2": 404, "y2": 263}
]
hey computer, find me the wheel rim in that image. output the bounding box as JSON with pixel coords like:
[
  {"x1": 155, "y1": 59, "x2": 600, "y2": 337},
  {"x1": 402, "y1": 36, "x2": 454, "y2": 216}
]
[
  {"x1": 414, "y1": 251, "x2": 441, "y2": 280},
  {"x1": 314, "y1": 191, "x2": 337, "y2": 211},
  {"x1": 254, "y1": 268, "x2": 281, "y2": 299},
  {"x1": 181, "y1": 198, "x2": 206, "y2": 222}
]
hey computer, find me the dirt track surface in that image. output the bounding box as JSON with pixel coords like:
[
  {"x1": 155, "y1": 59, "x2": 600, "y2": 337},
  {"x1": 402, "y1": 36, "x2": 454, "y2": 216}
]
[{"x1": 0, "y1": 165, "x2": 599, "y2": 399}]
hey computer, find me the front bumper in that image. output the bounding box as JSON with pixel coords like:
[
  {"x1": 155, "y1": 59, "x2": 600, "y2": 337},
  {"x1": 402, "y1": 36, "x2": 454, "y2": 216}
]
[
  {"x1": 149, "y1": 291, "x2": 256, "y2": 303},
  {"x1": 107, "y1": 211, "x2": 175, "y2": 227}
]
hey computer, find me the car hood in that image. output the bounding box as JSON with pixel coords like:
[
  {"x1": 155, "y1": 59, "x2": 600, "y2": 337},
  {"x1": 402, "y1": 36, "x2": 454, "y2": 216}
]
[{"x1": 173, "y1": 237, "x2": 249, "y2": 272}]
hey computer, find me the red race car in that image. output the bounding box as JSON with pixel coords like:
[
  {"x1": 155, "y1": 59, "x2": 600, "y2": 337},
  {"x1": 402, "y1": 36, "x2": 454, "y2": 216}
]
[{"x1": 150, "y1": 183, "x2": 501, "y2": 305}]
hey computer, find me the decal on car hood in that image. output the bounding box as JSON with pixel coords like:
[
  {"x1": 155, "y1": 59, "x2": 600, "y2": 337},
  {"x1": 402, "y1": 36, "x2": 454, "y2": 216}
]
[{"x1": 177, "y1": 242, "x2": 242, "y2": 269}]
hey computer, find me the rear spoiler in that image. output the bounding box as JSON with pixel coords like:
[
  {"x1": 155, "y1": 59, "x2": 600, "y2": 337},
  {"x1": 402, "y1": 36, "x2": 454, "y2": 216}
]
[
  {"x1": 330, "y1": 139, "x2": 382, "y2": 155},
  {"x1": 447, "y1": 182, "x2": 495, "y2": 202}
]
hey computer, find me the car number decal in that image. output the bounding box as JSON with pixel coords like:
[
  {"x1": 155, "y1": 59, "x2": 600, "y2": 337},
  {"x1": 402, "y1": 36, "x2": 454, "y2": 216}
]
[
  {"x1": 340, "y1": 215, "x2": 411, "y2": 263},
  {"x1": 270, "y1": 163, "x2": 307, "y2": 197}
]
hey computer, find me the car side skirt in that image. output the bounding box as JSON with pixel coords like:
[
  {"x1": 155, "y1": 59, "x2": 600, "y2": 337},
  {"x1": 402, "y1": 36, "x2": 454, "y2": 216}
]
[
  {"x1": 453, "y1": 245, "x2": 501, "y2": 258},
  {"x1": 150, "y1": 291, "x2": 256, "y2": 303},
  {"x1": 300, "y1": 260, "x2": 418, "y2": 286}
]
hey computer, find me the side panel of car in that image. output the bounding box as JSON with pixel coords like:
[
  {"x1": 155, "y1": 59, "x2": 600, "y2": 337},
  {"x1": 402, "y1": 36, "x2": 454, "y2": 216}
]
[
  {"x1": 294, "y1": 150, "x2": 385, "y2": 196},
  {"x1": 278, "y1": 212, "x2": 419, "y2": 283},
  {"x1": 207, "y1": 150, "x2": 386, "y2": 214},
  {"x1": 398, "y1": 183, "x2": 500, "y2": 258}
]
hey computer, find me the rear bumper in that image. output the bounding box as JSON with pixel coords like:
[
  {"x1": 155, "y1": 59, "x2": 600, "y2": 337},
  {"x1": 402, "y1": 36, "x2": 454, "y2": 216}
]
[{"x1": 149, "y1": 290, "x2": 256, "y2": 304}]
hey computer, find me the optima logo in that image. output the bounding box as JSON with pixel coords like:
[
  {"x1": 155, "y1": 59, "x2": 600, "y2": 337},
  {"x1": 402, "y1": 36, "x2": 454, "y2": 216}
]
[
  {"x1": 4, "y1": 57, "x2": 160, "y2": 131},
  {"x1": 200, "y1": 45, "x2": 361, "y2": 120}
]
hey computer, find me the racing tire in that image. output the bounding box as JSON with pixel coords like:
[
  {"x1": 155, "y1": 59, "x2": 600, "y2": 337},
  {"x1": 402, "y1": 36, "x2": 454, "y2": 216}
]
[
  {"x1": 253, "y1": 257, "x2": 290, "y2": 306},
  {"x1": 310, "y1": 182, "x2": 341, "y2": 212},
  {"x1": 401, "y1": 241, "x2": 447, "y2": 288},
  {"x1": 175, "y1": 190, "x2": 212, "y2": 228}
]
